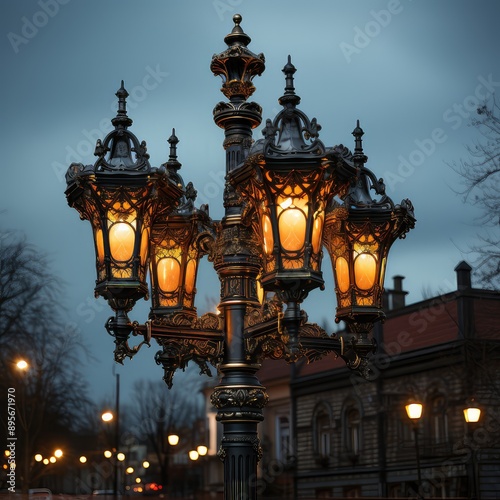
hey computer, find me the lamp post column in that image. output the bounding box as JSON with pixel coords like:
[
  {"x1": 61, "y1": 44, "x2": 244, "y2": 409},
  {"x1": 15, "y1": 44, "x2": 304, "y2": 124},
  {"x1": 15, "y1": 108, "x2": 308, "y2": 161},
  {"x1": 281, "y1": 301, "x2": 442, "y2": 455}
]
[{"x1": 209, "y1": 15, "x2": 267, "y2": 499}]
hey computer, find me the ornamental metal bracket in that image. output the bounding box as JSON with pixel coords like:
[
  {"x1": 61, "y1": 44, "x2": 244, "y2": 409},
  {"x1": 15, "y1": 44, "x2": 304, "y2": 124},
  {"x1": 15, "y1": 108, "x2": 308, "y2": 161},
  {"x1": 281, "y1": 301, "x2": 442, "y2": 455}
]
[
  {"x1": 244, "y1": 298, "x2": 377, "y2": 376},
  {"x1": 133, "y1": 311, "x2": 224, "y2": 388},
  {"x1": 105, "y1": 311, "x2": 152, "y2": 364}
]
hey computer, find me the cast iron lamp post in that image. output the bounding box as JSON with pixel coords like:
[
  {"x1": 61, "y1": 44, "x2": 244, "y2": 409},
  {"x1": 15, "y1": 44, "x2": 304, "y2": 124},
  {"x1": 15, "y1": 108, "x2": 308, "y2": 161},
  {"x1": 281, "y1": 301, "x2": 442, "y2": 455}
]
[{"x1": 65, "y1": 15, "x2": 415, "y2": 500}]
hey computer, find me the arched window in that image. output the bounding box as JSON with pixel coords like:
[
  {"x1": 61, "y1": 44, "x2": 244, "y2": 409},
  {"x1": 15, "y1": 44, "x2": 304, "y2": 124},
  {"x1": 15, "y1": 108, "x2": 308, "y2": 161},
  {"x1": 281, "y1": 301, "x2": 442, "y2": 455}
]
[
  {"x1": 346, "y1": 408, "x2": 361, "y2": 454},
  {"x1": 342, "y1": 399, "x2": 363, "y2": 456},
  {"x1": 275, "y1": 415, "x2": 291, "y2": 462},
  {"x1": 312, "y1": 402, "x2": 333, "y2": 459},
  {"x1": 430, "y1": 394, "x2": 448, "y2": 444}
]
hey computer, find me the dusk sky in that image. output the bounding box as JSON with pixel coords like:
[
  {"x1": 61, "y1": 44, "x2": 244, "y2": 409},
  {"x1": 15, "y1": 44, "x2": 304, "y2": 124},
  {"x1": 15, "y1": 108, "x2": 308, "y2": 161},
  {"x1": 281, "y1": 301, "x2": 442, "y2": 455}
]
[{"x1": 2, "y1": 0, "x2": 500, "y2": 405}]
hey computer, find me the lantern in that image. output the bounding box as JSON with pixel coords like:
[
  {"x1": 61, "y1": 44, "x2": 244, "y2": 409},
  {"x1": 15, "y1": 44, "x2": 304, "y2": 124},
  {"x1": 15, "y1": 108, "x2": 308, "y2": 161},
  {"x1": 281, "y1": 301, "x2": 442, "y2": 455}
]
[
  {"x1": 149, "y1": 131, "x2": 213, "y2": 319},
  {"x1": 230, "y1": 57, "x2": 350, "y2": 304},
  {"x1": 65, "y1": 83, "x2": 182, "y2": 311},
  {"x1": 405, "y1": 402, "x2": 423, "y2": 420},
  {"x1": 323, "y1": 121, "x2": 415, "y2": 326}
]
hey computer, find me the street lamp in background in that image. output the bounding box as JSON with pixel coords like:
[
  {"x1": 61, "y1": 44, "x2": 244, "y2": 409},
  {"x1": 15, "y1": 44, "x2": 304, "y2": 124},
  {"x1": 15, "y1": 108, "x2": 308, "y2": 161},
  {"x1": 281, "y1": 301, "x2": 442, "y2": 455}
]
[
  {"x1": 101, "y1": 372, "x2": 120, "y2": 500},
  {"x1": 405, "y1": 402, "x2": 424, "y2": 498},
  {"x1": 464, "y1": 402, "x2": 481, "y2": 500},
  {"x1": 16, "y1": 359, "x2": 29, "y2": 371},
  {"x1": 64, "y1": 14, "x2": 415, "y2": 499}
]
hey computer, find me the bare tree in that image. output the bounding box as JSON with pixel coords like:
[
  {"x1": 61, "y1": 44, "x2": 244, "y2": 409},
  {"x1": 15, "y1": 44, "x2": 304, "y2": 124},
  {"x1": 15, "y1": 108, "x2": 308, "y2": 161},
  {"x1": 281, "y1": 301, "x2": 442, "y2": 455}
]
[
  {"x1": 129, "y1": 369, "x2": 205, "y2": 491},
  {"x1": 451, "y1": 97, "x2": 500, "y2": 288},
  {"x1": 0, "y1": 232, "x2": 92, "y2": 492}
]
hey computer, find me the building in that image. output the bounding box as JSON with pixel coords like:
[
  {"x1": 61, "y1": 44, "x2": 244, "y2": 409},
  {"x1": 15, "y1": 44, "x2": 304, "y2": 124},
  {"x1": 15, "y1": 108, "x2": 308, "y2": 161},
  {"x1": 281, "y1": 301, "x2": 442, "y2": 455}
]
[{"x1": 256, "y1": 261, "x2": 500, "y2": 499}]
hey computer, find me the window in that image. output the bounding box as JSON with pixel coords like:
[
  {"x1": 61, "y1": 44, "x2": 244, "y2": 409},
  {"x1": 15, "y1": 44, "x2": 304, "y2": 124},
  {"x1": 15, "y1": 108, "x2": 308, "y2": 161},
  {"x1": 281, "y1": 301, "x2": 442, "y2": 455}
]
[
  {"x1": 312, "y1": 402, "x2": 332, "y2": 459},
  {"x1": 317, "y1": 411, "x2": 331, "y2": 456},
  {"x1": 430, "y1": 395, "x2": 448, "y2": 444},
  {"x1": 275, "y1": 415, "x2": 291, "y2": 462},
  {"x1": 346, "y1": 408, "x2": 361, "y2": 454}
]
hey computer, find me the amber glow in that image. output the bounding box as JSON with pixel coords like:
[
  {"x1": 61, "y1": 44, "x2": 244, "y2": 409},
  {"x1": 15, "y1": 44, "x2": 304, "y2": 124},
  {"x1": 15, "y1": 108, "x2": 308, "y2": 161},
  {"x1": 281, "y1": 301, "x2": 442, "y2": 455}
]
[
  {"x1": 464, "y1": 407, "x2": 481, "y2": 423},
  {"x1": 354, "y1": 252, "x2": 377, "y2": 290},
  {"x1": 49, "y1": 457, "x2": 56, "y2": 464},
  {"x1": 279, "y1": 208, "x2": 306, "y2": 252},
  {"x1": 405, "y1": 403, "x2": 423, "y2": 420},
  {"x1": 16, "y1": 359, "x2": 28, "y2": 370},
  {"x1": 109, "y1": 222, "x2": 135, "y2": 262},
  {"x1": 79, "y1": 456, "x2": 87, "y2": 464},
  {"x1": 101, "y1": 411, "x2": 113, "y2": 422},
  {"x1": 140, "y1": 228, "x2": 149, "y2": 266},
  {"x1": 277, "y1": 196, "x2": 308, "y2": 252},
  {"x1": 34, "y1": 454, "x2": 43, "y2": 462},
  {"x1": 185, "y1": 259, "x2": 197, "y2": 294},
  {"x1": 95, "y1": 228, "x2": 104, "y2": 264},
  {"x1": 104, "y1": 450, "x2": 112, "y2": 458},
  {"x1": 311, "y1": 213, "x2": 324, "y2": 254},
  {"x1": 157, "y1": 257, "x2": 181, "y2": 293},
  {"x1": 197, "y1": 445, "x2": 208, "y2": 456},
  {"x1": 335, "y1": 257, "x2": 350, "y2": 293},
  {"x1": 189, "y1": 450, "x2": 199, "y2": 461},
  {"x1": 262, "y1": 213, "x2": 273, "y2": 256},
  {"x1": 54, "y1": 449, "x2": 63, "y2": 458},
  {"x1": 168, "y1": 434, "x2": 179, "y2": 446}
]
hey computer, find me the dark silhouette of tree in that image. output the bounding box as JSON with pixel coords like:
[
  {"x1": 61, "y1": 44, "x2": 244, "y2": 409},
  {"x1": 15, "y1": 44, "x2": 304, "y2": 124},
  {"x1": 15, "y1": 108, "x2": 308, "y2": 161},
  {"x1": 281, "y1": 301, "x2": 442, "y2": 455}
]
[
  {"x1": 129, "y1": 370, "x2": 204, "y2": 492},
  {"x1": 0, "y1": 232, "x2": 92, "y2": 492},
  {"x1": 452, "y1": 98, "x2": 500, "y2": 288}
]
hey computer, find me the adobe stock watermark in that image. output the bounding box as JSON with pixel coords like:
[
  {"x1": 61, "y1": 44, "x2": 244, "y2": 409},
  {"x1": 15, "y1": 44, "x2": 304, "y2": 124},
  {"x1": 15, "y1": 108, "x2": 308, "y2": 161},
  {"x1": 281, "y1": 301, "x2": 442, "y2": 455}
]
[
  {"x1": 384, "y1": 73, "x2": 500, "y2": 192},
  {"x1": 213, "y1": 0, "x2": 243, "y2": 21},
  {"x1": 52, "y1": 64, "x2": 169, "y2": 184},
  {"x1": 7, "y1": 0, "x2": 71, "y2": 54},
  {"x1": 339, "y1": 0, "x2": 412, "y2": 64}
]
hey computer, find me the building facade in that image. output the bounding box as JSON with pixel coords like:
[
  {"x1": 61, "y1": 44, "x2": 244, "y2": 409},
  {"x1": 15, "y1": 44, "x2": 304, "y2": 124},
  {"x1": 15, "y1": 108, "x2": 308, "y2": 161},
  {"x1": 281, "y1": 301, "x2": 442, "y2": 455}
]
[{"x1": 257, "y1": 262, "x2": 500, "y2": 499}]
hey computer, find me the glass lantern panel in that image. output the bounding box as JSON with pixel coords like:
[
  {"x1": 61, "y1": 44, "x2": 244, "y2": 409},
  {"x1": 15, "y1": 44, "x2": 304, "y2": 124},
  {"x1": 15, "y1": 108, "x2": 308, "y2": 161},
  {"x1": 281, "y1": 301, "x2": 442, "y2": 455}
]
[
  {"x1": 157, "y1": 257, "x2": 181, "y2": 293},
  {"x1": 279, "y1": 208, "x2": 306, "y2": 252},
  {"x1": 311, "y1": 212, "x2": 324, "y2": 254},
  {"x1": 335, "y1": 256, "x2": 350, "y2": 293},
  {"x1": 262, "y1": 213, "x2": 274, "y2": 256},
  {"x1": 95, "y1": 228, "x2": 104, "y2": 264},
  {"x1": 185, "y1": 259, "x2": 197, "y2": 294},
  {"x1": 140, "y1": 228, "x2": 149, "y2": 266},
  {"x1": 354, "y1": 253, "x2": 377, "y2": 290},
  {"x1": 109, "y1": 222, "x2": 135, "y2": 262}
]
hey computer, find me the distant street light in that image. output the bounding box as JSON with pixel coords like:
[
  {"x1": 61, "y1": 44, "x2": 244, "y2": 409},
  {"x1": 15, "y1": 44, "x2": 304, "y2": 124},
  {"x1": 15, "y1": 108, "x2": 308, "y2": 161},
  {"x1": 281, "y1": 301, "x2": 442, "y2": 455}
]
[
  {"x1": 197, "y1": 445, "x2": 208, "y2": 457},
  {"x1": 16, "y1": 360, "x2": 28, "y2": 370},
  {"x1": 167, "y1": 434, "x2": 179, "y2": 446},
  {"x1": 188, "y1": 450, "x2": 199, "y2": 461},
  {"x1": 464, "y1": 406, "x2": 481, "y2": 423},
  {"x1": 405, "y1": 401, "x2": 424, "y2": 498},
  {"x1": 104, "y1": 450, "x2": 112, "y2": 459},
  {"x1": 142, "y1": 461, "x2": 149, "y2": 469},
  {"x1": 34, "y1": 454, "x2": 43, "y2": 462},
  {"x1": 101, "y1": 411, "x2": 114, "y2": 422},
  {"x1": 79, "y1": 456, "x2": 87, "y2": 464},
  {"x1": 54, "y1": 449, "x2": 63, "y2": 458},
  {"x1": 117, "y1": 453, "x2": 125, "y2": 462}
]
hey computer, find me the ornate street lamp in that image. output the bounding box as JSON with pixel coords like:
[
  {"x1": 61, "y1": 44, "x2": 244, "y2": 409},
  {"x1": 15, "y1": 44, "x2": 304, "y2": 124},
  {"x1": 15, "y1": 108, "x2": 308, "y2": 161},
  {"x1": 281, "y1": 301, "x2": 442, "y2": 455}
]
[
  {"x1": 65, "y1": 83, "x2": 183, "y2": 361},
  {"x1": 65, "y1": 15, "x2": 415, "y2": 500}
]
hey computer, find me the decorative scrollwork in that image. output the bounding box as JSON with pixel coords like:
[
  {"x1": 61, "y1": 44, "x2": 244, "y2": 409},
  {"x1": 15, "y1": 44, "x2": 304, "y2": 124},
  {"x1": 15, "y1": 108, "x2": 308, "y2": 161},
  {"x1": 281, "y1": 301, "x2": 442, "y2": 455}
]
[{"x1": 211, "y1": 387, "x2": 269, "y2": 409}]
